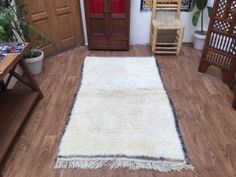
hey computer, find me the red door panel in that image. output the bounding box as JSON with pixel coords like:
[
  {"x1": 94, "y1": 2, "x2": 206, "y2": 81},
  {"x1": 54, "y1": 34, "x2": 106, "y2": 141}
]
[
  {"x1": 111, "y1": 0, "x2": 125, "y2": 14},
  {"x1": 89, "y1": 0, "x2": 104, "y2": 14}
]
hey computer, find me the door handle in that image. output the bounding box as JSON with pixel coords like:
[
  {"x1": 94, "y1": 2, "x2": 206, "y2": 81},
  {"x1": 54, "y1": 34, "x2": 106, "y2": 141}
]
[
  {"x1": 108, "y1": 9, "x2": 111, "y2": 15},
  {"x1": 104, "y1": 0, "x2": 107, "y2": 15},
  {"x1": 107, "y1": 0, "x2": 111, "y2": 16}
]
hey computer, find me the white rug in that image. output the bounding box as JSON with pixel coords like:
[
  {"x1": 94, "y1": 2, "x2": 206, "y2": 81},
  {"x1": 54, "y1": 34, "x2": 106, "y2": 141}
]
[{"x1": 55, "y1": 57, "x2": 193, "y2": 172}]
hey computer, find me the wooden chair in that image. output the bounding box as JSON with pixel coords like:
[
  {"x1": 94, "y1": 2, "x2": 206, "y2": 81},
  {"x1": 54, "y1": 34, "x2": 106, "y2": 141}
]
[
  {"x1": 198, "y1": 0, "x2": 236, "y2": 88},
  {"x1": 150, "y1": 0, "x2": 184, "y2": 56}
]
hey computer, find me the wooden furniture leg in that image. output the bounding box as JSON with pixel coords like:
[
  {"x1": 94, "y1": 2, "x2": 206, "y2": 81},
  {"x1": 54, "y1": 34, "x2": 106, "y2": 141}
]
[
  {"x1": 18, "y1": 58, "x2": 43, "y2": 99},
  {"x1": 222, "y1": 70, "x2": 235, "y2": 88},
  {"x1": 199, "y1": 61, "x2": 235, "y2": 88},
  {"x1": 152, "y1": 28, "x2": 158, "y2": 54},
  {"x1": 0, "y1": 81, "x2": 6, "y2": 92},
  {"x1": 198, "y1": 61, "x2": 210, "y2": 73},
  {"x1": 4, "y1": 65, "x2": 17, "y2": 88},
  {"x1": 177, "y1": 27, "x2": 184, "y2": 56}
]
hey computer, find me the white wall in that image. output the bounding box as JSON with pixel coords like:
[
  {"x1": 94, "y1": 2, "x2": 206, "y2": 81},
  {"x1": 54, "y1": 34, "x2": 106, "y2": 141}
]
[{"x1": 80, "y1": 0, "x2": 214, "y2": 45}]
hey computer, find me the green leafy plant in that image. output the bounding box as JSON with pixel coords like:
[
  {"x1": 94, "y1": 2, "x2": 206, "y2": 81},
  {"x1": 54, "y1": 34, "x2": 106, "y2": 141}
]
[
  {"x1": 0, "y1": 25, "x2": 5, "y2": 37},
  {"x1": 0, "y1": 0, "x2": 46, "y2": 57},
  {"x1": 0, "y1": 0, "x2": 20, "y2": 41},
  {"x1": 192, "y1": 0, "x2": 212, "y2": 35}
]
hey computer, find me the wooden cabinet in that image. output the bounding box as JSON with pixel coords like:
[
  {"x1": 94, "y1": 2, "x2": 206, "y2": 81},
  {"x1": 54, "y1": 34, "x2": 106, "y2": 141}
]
[{"x1": 84, "y1": 0, "x2": 130, "y2": 50}]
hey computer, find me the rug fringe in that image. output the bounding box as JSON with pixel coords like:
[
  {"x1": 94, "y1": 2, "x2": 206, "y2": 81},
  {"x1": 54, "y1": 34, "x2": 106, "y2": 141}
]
[{"x1": 55, "y1": 158, "x2": 194, "y2": 172}]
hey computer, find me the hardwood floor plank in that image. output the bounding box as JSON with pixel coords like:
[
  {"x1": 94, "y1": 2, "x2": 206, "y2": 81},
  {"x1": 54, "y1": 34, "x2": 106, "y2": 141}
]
[{"x1": 2, "y1": 45, "x2": 236, "y2": 177}]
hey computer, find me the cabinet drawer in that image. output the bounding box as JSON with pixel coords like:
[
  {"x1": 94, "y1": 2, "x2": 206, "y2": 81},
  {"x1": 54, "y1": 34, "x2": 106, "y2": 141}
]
[
  {"x1": 89, "y1": 38, "x2": 108, "y2": 50},
  {"x1": 108, "y1": 39, "x2": 129, "y2": 50},
  {"x1": 89, "y1": 38, "x2": 129, "y2": 50}
]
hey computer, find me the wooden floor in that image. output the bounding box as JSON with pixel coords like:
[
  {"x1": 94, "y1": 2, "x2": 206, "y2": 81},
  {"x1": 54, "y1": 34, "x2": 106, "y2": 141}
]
[{"x1": 2, "y1": 45, "x2": 236, "y2": 177}]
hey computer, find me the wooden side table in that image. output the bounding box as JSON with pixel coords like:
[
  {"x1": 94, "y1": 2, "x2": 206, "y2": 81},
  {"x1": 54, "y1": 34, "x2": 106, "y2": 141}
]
[{"x1": 0, "y1": 43, "x2": 43, "y2": 176}]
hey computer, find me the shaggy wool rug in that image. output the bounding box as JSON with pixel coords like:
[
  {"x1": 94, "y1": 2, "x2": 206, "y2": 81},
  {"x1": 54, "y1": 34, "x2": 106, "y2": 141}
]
[{"x1": 55, "y1": 57, "x2": 193, "y2": 172}]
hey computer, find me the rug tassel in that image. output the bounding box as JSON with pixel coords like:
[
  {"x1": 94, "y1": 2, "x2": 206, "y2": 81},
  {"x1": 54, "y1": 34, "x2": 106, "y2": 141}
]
[{"x1": 55, "y1": 158, "x2": 194, "y2": 172}]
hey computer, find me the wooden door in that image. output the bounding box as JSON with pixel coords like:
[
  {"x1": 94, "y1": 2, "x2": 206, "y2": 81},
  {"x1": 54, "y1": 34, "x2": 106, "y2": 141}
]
[
  {"x1": 25, "y1": 0, "x2": 84, "y2": 55},
  {"x1": 108, "y1": 0, "x2": 130, "y2": 49},
  {"x1": 84, "y1": 0, "x2": 108, "y2": 49}
]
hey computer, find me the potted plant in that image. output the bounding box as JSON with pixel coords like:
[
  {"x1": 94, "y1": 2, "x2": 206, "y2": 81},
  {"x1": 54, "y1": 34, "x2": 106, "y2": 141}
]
[
  {"x1": 23, "y1": 35, "x2": 45, "y2": 75},
  {"x1": 15, "y1": 0, "x2": 46, "y2": 75},
  {"x1": 192, "y1": 0, "x2": 212, "y2": 50},
  {"x1": 0, "y1": 0, "x2": 46, "y2": 75}
]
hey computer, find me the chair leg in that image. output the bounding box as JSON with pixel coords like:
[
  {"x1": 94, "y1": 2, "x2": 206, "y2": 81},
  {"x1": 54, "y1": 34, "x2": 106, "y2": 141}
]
[
  {"x1": 150, "y1": 26, "x2": 153, "y2": 44},
  {"x1": 222, "y1": 70, "x2": 235, "y2": 88},
  {"x1": 198, "y1": 61, "x2": 210, "y2": 73},
  {"x1": 152, "y1": 28, "x2": 158, "y2": 55},
  {"x1": 177, "y1": 27, "x2": 184, "y2": 56}
]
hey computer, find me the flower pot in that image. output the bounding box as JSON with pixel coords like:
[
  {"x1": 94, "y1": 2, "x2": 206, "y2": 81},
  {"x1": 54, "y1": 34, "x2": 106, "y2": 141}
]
[
  {"x1": 25, "y1": 49, "x2": 44, "y2": 75},
  {"x1": 193, "y1": 32, "x2": 206, "y2": 50}
]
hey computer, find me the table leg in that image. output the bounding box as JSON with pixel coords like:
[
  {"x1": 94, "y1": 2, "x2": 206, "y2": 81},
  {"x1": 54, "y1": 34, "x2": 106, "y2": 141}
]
[
  {"x1": 18, "y1": 58, "x2": 43, "y2": 99},
  {"x1": 0, "y1": 81, "x2": 6, "y2": 93}
]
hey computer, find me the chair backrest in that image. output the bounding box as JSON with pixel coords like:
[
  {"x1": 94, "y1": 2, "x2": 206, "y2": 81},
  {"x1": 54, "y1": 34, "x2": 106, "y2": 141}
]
[{"x1": 151, "y1": 0, "x2": 182, "y2": 20}]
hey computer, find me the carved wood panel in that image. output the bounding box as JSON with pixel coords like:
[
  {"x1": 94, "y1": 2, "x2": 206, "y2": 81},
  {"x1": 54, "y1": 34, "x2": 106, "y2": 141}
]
[{"x1": 199, "y1": 0, "x2": 236, "y2": 87}]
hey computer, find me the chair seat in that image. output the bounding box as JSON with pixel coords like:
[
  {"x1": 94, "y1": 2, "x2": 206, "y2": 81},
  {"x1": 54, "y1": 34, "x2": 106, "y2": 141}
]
[{"x1": 152, "y1": 19, "x2": 184, "y2": 29}]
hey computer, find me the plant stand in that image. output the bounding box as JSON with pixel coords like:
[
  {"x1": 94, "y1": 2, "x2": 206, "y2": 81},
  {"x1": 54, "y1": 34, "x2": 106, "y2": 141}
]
[{"x1": 0, "y1": 43, "x2": 43, "y2": 176}]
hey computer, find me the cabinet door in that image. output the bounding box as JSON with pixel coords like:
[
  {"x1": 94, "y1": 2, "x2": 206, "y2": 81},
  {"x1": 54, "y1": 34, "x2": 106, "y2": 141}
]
[
  {"x1": 108, "y1": 0, "x2": 130, "y2": 39},
  {"x1": 85, "y1": 0, "x2": 108, "y2": 38},
  {"x1": 84, "y1": 0, "x2": 130, "y2": 50}
]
